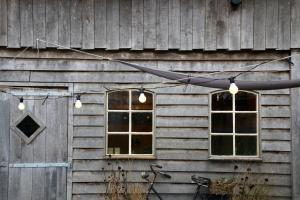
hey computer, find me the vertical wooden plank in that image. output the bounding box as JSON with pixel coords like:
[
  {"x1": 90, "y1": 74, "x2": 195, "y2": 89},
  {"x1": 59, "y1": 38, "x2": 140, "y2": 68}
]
[
  {"x1": 33, "y1": 0, "x2": 46, "y2": 48},
  {"x1": 45, "y1": 97, "x2": 59, "y2": 200},
  {"x1": 291, "y1": 49, "x2": 300, "y2": 200},
  {"x1": 31, "y1": 98, "x2": 46, "y2": 200},
  {"x1": 204, "y1": 0, "x2": 217, "y2": 50},
  {"x1": 58, "y1": 0, "x2": 70, "y2": 47},
  {"x1": 7, "y1": 0, "x2": 20, "y2": 48},
  {"x1": 156, "y1": 0, "x2": 168, "y2": 50},
  {"x1": 82, "y1": 0, "x2": 94, "y2": 49},
  {"x1": 45, "y1": 168, "x2": 57, "y2": 200},
  {"x1": 106, "y1": 0, "x2": 119, "y2": 50},
  {"x1": 119, "y1": 0, "x2": 131, "y2": 48},
  {"x1": 265, "y1": 0, "x2": 278, "y2": 49},
  {"x1": 240, "y1": 0, "x2": 254, "y2": 49},
  {"x1": 192, "y1": 0, "x2": 205, "y2": 49},
  {"x1": 0, "y1": 0, "x2": 7, "y2": 46},
  {"x1": 228, "y1": 2, "x2": 241, "y2": 50},
  {"x1": 132, "y1": 0, "x2": 144, "y2": 50},
  {"x1": 46, "y1": 0, "x2": 59, "y2": 47},
  {"x1": 0, "y1": 93, "x2": 9, "y2": 200},
  {"x1": 144, "y1": 0, "x2": 156, "y2": 49},
  {"x1": 19, "y1": 93, "x2": 34, "y2": 200},
  {"x1": 20, "y1": 0, "x2": 33, "y2": 47},
  {"x1": 70, "y1": 0, "x2": 82, "y2": 48},
  {"x1": 216, "y1": 0, "x2": 229, "y2": 49},
  {"x1": 180, "y1": 0, "x2": 193, "y2": 50},
  {"x1": 55, "y1": 97, "x2": 68, "y2": 200},
  {"x1": 278, "y1": 0, "x2": 290, "y2": 50},
  {"x1": 8, "y1": 97, "x2": 22, "y2": 200},
  {"x1": 253, "y1": 0, "x2": 266, "y2": 50},
  {"x1": 66, "y1": 85, "x2": 73, "y2": 200},
  {"x1": 94, "y1": 0, "x2": 106, "y2": 48},
  {"x1": 168, "y1": 0, "x2": 180, "y2": 49},
  {"x1": 291, "y1": 0, "x2": 300, "y2": 48},
  {"x1": 0, "y1": 167, "x2": 8, "y2": 200}
]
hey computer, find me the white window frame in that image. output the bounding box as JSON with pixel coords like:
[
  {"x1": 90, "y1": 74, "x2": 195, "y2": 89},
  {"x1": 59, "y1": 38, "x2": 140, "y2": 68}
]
[
  {"x1": 105, "y1": 89, "x2": 155, "y2": 158},
  {"x1": 209, "y1": 90, "x2": 261, "y2": 160}
]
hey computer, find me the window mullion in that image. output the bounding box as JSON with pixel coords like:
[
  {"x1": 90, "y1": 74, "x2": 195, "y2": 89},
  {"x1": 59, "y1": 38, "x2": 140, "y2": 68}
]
[
  {"x1": 233, "y1": 94, "x2": 236, "y2": 157},
  {"x1": 129, "y1": 90, "x2": 132, "y2": 155}
]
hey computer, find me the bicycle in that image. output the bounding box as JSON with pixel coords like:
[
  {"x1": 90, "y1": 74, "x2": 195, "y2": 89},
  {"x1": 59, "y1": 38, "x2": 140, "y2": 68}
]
[{"x1": 141, "y1": 164, "x2": 213, "y2": 200}]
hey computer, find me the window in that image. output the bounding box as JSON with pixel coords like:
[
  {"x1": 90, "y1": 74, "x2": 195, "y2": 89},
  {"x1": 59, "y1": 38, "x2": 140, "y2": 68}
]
[
  {"x1": 210, "y1": 91, "x2": 259, "y2": 158},
  {"x1": 106, "y1": 90, "x2": 154, "y2": 157}
]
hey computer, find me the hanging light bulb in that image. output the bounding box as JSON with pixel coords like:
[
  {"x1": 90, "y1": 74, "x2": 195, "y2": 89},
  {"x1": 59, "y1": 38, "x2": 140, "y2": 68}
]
[
  {"x1": 18, "y1": 97, "x2": 25, "y2": 110},
  {"x1": 229, "y1": 77, "x2": 239, "y2": 95},
  {"x1": 75, "y1": 95, "x2": 82, "y2": 109},
  {"x1": 138, "y1": 88, "x2": 147, "y2": 103}
]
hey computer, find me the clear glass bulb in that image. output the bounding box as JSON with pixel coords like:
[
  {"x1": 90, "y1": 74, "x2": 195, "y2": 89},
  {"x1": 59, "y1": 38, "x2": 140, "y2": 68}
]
[
  {"x1": 75, "y1": 99, "x2": 82, "y2": 109},
  {"x1": 18, "y1": 102, "x2": 25, "y2": 110},
  {"x1": 229, "y1": 83, "x2": 239, "y2": 94},
  {"x1": 139, "y1": 92, "x2": 147, "y2": 103}
]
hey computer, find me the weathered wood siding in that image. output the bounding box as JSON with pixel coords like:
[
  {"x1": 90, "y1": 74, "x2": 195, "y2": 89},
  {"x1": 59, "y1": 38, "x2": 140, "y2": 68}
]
[
  {"x1": 0, "y1": 51, "x2": 293, "y2": 199},
  {"x1": 0, "y1": 0, "x2": 299, "y2": 50}
]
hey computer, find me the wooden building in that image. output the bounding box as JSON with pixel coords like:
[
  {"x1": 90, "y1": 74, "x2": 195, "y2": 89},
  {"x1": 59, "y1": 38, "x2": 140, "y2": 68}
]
[{"x1": 0, "y1": 0, "x2": 300, "y2": 199}]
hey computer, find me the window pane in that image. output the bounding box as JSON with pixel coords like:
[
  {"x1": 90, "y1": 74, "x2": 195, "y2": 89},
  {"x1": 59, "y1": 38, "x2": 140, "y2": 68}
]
[
  {"x1": 236, "y1": 136, "x2": 257, "y2": 156},
  {"x1": 132, "y1": 113, "x2": 152, "y2": 132},
  {"x1": 212, "y1": 92, "x2": 232, "y2": 111},
  {"x1": 132, "y1": 135, "x2": 152, "y2": 154},
  {"x1": 132, "y1": 91, "x2": 153, "y2": 110},
  {"x1": 236, "y1": 92, "x2": 256, "y2": 111},
  {"x1": 108, "y1": 112, "x2": 129, "y2": 132},
  {"x1": 108, "y1": 135, "x2": 129, "y2": 154},
  {"x1": 211, "y1": 136, "x2": 233, "y2": 155},
  {"x1": 235, "y1": 113, "x2": 257, "y2": 133},
  {"x1": 108, "y1": 91, "x2": 129, "y2": 110},
  {"x1": 211, "y1": 113, "x2": 233, "y2": 133}
]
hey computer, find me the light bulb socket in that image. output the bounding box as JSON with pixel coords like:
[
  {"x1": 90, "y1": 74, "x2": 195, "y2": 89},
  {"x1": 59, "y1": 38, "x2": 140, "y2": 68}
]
[
  {"x1": 76, "y1": 95, "x2": 81, "y2": 101},
  {"x1": 19, "y1": 97, "x2": 24, "y2": 103},
  {"x1": 229, "y1": 77, "x2": 235, "y2": 84},
  {"x1": 139, "y1": 87, "x2": 145, "y2": 94}
]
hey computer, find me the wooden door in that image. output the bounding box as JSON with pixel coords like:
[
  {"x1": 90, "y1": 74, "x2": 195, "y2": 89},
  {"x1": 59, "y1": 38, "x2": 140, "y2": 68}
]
[{"x1": 0, "y1": 89, "x2": 69, "y2": 200}]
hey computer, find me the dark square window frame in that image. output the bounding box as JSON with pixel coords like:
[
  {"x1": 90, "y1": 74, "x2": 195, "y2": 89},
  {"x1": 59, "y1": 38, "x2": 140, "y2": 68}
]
[
  {"x1": 106, "y1": 90, "x2": 155, "y2": 158},
  {"x1": 209, "y1": 90, "x2": 261, "y2": 160}
]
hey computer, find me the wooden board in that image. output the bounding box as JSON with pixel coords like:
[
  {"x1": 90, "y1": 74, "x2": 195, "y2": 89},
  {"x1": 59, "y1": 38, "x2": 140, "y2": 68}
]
[
  {"x1": 7, "y1": 0, "x2": 20, "y2": 48},
  {"x1": 70, "y1": 0, "x2": 82, "y2": 48},
  {"x1": 106, "y1": 0, "x2": 119, "y2": 50},
  {"x1": 216, "y1": 0, "x2": 229, "y2": 49},
  {"x1": 204, "y1": 0, "x2": 217, "y2": 50},
  {"x1": 144, "y1": 0, "x2": 156, "y2": 49},
  {"x1": 82, "y1": 0, "x2": 94, "y2": 49},
  {"x1": 20, "y1": 0, "x2": 33, "y2": 47},
  {"x1": 156, "y1": 0, "x2": 169, "y2": 50},
  {"x1": 240, "y1": 0, "x2": 254, "y2": 49},
  {"x1": 46, "y1": 0, "x2": 59, "y2": 47},
  {"x1": 278, "y1": 0, "x2": 291, "y2": 50},
  {"x1": 119, "y1": 0, "x2": 131, "y2": 49},
  {"x1": 33, "y1": 0, "x2": 46, "y2": 48},
  {"x1": 168, "y1": 0, "x2": 180, "y2": 49},
  {"x1": 131, "y1": 0, "x2": 144, "y2": 50},
  {"x1": 253, "y1": 0, "x2": 266, "y2": 50},
  {"x1": 266, "y1": 0, "x2": 278, "y2": 49},
  {"x1": 94, "y1": 0, "x2": 106, "y2": 48},
  {"x1": 0, "y1": 0, "x2": 7, "y2": 46},
  {"x1": 58, "y1": 0, "x2": 71, "y2": 47},
  {"x1": 192, "y1": 0, "x2": 205, "y2": 49},
  {"x1": 180, "y1": 0, "x2": 193, "y2": 50}
]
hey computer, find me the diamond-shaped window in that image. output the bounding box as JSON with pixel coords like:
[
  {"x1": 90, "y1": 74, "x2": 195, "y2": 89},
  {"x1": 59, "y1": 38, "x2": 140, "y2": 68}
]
[{"x1": 12, "y1": 112, "x2": 46, "y2": 144}]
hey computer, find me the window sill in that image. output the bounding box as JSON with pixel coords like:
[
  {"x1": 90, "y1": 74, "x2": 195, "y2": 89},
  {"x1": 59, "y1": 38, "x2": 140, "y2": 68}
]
[
  {"x1": 104, "y1": 155, "x2": 156, "y2": 160},
  {"x1": 209, "y1": 156, "x2": 262, "y2": 162}
]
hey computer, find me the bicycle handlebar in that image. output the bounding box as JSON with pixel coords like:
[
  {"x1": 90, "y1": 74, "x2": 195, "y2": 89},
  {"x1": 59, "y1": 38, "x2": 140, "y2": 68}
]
[
  {"x1": 191, "y1": 175, "x2": 211, "y2": 187},
  {"x1": 149, "y1": 164, "x2": 172, "y2": 178}
]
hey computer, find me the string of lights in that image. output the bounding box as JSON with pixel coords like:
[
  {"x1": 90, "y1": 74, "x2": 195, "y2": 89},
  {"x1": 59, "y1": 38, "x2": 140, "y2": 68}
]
[{"x1": 0, "y1": 38, "x2": 299, "y2": 111}]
